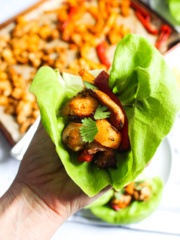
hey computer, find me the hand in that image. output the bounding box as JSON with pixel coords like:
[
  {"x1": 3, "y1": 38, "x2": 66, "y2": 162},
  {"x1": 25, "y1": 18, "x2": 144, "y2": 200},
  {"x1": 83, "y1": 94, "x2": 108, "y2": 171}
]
[
  {"x1": 18, "y1": 121, "x2": 109, "y2": 217},
  {"x1": 0, "y1": 122, "x2": 110, "y2": 239}
]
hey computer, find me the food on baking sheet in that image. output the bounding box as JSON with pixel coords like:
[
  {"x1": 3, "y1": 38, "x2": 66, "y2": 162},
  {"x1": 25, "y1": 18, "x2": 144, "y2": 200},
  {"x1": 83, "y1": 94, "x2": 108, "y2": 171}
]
[
  {"x1": 30, "y1": 34, "x2": 180, "y2": 196},
  {"x1": 0, "y1": 0, "x2": 132, "y2": 135},
  {"x1": 89, "y1": 177, "x2": 163, "y2": 224},
  {"x1": 1, "y1": 0, "x2": 172, "y2": 138}
]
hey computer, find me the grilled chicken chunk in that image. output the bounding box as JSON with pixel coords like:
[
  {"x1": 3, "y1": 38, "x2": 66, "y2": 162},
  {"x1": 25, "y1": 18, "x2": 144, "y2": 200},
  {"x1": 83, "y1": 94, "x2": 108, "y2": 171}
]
[
  {"x1": 111, "y1": 193, "x2": 132, "y2": 209},
  {"x1": 88, "y1": 88, "x2": 125, "y2": 130},
  {"x1": 95, "y1": 119, "x2": 121, "y2": 149},
  {"x1": 62, "y1": 122, "x2": 85, "y2": 151},
  {"x1": 62, "y1": 91, "x2": 99, "y2": 121},
  {"x1": 133, "y1": 182, "x2": 151, "y2": 201}
]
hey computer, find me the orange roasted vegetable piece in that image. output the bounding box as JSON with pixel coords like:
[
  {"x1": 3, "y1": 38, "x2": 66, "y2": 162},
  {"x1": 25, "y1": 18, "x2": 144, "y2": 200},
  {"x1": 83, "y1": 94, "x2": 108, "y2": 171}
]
[
  {"x1": 79, "y1": 69, "x2": 95, "y2": 84},
  {"x1": 88, "y1": 88, "x2": 125, "y2": 130},
  {"x1": 101, "y1": 12, "x2": 118, "y2": 35},
  {"x1": 120, "y1": 0, "x2": 130, "y2": 17},
  {"x1": 95, "y1": 119, "x2": 121, "y2": 149}
]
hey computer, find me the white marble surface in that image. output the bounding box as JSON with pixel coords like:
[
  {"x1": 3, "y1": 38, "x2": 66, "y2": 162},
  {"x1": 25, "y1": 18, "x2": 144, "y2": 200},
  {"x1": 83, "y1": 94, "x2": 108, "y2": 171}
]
[
  {"x1": 0, "y1": 0, "x2": 40, "y2": 24},
  {"x1": 0, "y1": 0, "x2": 180, "y2": 239}
]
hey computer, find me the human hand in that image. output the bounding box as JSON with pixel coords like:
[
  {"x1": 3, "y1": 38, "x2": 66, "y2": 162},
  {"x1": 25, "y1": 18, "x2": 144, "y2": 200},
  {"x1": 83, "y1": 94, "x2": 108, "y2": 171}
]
[
  {"x1": 18, "y1": 121, "x2": 110, "y2": 217},
  {"x1": 0, "y1": 122, "x2": 110, "y2": 239}
]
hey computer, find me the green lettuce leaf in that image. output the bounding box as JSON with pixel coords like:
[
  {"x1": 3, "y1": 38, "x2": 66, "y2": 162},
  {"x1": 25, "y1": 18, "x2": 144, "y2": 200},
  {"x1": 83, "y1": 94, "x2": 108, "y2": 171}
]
[
  {"x1": 30, "y1": 34, "x2": 180, "y2": 197},
  {"x1": 167, "y1": 0, "x2": 180, "y2": 24},
  {"x1": 30, "y1": 66, "x2": 111, "y2": 196},
  {"x1": 85, "y1": 189, "x2": 114, "y2": 209},
  {"x1": 109, "y1": 34, "x2": 180, "y2": 184},
  {"x1": 90, "y1": 177, "x2": 163, "y2": 224}
]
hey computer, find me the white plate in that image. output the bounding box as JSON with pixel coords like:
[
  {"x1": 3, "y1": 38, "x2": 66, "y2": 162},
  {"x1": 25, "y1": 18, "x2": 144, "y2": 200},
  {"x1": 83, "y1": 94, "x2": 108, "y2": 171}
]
[{"x1": 143, "y1": 137, "x2": 173, "y2": 185}]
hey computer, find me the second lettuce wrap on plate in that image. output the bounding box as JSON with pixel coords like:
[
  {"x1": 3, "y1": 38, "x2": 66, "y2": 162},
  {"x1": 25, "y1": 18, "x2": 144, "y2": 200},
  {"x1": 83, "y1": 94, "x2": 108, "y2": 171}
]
[
  {"x1": 30, "y1": 34, "x2": 180, "y2": 197},
  {"x1": 89, "y1": 177, "x2": 163, "y2": 224}
]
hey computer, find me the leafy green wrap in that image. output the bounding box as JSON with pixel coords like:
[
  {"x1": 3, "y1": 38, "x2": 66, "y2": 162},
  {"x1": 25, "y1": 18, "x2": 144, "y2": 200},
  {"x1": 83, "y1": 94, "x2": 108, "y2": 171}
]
[
  {"x1": 90, "y1": 177, "x2": 163, "y2": 224},
  {"x1": 85, "y1": 189, "x2": 114, "y2": 209},
  {"x1": 30, "y1": 34, "x2": 180, "y2": 197},
  {"x1": 167, "y1": 0, "x2": 180, "y2": 24}
]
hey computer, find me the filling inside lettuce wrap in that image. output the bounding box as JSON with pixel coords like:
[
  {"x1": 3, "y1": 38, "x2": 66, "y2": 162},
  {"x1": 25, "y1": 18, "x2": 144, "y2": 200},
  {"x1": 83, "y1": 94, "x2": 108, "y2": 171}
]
[
  {"x1": 90, "y1": 177, "x2": 163, "y2": 224},
  {"x1": 30, "y1": 34, "x2": 180, "y2": 197}
]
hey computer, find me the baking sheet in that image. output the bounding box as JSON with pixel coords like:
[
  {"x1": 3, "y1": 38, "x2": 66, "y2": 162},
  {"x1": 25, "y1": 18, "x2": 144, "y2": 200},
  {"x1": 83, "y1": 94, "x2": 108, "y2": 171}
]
[{"x1": 0, "y1": 0, "x2": 180, "y2": 145}]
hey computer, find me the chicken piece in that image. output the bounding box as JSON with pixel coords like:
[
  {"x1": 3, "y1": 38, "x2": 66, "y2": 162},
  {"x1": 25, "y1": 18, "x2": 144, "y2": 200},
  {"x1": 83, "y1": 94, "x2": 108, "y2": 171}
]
[
  {"x1": 133, "y1": 182, "x2": 151, "y2": 201},
  {"x1": 124, "y1": 182, "x2": 135, "y2": 195},
  {"x1": 88, "y1": 89, "x2": 125, "y2": 130},
  {"x1": 95, "y1": 119, "x2": 121, "y2": 149},
  {"x1": 111, "y1": 193, "x2": 132, "y2": 209},
  {"x1": 94, "y1": 148, "x2": 116, "y2": 169},
  {"x1": 62, "y1": 122, "x2": 85, "y2": 151},
  {"x1": 62, "y1": 91, "x2": 99, "y2": 122}
]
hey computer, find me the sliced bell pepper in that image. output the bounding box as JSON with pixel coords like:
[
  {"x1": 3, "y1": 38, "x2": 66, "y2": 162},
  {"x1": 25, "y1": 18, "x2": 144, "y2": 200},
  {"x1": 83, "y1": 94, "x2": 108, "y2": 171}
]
[
  {"x1": 61, "y1": 6, "x2": 78, "y2": 31},
  {"x1": 94, "y1": 71, "x2": 130, "y2": 150},
  {"x1": 130, "y1": 1, "x2": 151, "y2": 21},
  {"x1": 155, "y1": 25, "x2": 172, "y2": 50},
  {"x1": 135, "y1": 11, "x2": 158, "y2": 35},
  {"x1": 78, "y1": 149, "x2": 94, "y2": 162},
  {"x1": 96, "y1": 41, "x2": 111, "y2": 70}
]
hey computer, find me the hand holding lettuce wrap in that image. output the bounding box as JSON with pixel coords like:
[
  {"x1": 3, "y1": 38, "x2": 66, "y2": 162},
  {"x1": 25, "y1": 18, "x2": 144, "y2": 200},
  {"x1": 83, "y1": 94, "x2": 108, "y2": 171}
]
[{"x1": 30, "y1": 34, "x2": 180, "y2": 197}]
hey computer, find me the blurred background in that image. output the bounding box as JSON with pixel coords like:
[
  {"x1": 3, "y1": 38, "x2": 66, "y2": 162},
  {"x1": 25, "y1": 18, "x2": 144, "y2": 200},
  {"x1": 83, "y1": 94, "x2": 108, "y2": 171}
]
[{"x1": 0, "y1": 0, "x2": 180, "y2": 239}]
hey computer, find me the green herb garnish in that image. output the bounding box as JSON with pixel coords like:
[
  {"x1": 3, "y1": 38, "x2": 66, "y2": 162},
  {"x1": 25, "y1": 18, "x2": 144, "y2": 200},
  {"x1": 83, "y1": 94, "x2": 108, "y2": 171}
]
[
  {"x1": 84, "y1": 81, "x2": 98, "y2": 90},
  {"x1": 134, "y1": 181, "x2": 145, "y2": 191},
  {"x1": 94, "y1": 105, "x2": 111, "y2": 120},
  {"x1": 80, "y1": 118, "x2": 98, "y2": 143},
  {"x1": 114, "y1": 189, "x2": 125, "y2": 200}
]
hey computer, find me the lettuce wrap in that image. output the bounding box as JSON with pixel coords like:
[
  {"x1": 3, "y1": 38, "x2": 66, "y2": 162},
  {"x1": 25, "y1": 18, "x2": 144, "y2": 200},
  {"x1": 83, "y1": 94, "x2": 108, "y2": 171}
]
[
  {"x1": 90, "y1": 177, "x2": 163, "y2": 224},
  {"x1": 30, "y1": 34, "x2": 180, "y2": 197},
  {"x1": 85, "y1": 189, "x2": 114, "y2": 209},
  {"x1": 167, "y1": 0, "x2": 180, "y2": 24}
]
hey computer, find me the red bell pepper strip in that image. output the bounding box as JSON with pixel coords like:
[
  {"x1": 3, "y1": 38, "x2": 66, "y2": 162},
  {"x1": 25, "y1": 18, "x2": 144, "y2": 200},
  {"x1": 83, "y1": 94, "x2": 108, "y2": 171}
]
[
  {"x1": 135, "y1": 11, "x2": 158, "y2": 35},
  {"x1": 61, "y1": 6, "x2": 78, "y2": 31},
  {"x1": 96, "y1": 41, "x2": 111, "y2": 70},
  {"x1": 130, "y1": 1, "x2": 151, "y2": 21},
  {"x1": 110, "y1": 204, "x2": 120, "y2": 211},
  {"x1": 94, "y1": 71, "x2": 130, "y2": 151},
  {"x1": 78, "y1": 149, "x2": 94, "y2": 162},
  {"x1": 155, "y1": 25, "x2": 172, "y2": 50}
]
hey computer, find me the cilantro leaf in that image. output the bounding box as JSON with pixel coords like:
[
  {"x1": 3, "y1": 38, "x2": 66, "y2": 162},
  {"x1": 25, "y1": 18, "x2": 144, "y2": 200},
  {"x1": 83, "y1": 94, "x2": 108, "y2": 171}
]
[
  {"x1": 84, "y1": 81, "x2": 98, "y2": 90},
  {"x1": 80, "y1": 118, "x2": 98, "y2": 143},
  {"x1": 114, "y1": 189, "x2": 125, "y2": 200},
  {"x1": 94, "y1": 105, "x2": 111, "y2": 120}
]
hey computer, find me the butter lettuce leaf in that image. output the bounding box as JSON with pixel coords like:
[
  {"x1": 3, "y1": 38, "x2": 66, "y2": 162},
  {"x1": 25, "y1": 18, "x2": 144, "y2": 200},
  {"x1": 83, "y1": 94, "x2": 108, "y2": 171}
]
[
  {"x1": 30, "y1": 66, "x2": 111, "y2": 197},
  {"x1": 90, "y1": 177, "x2": 163, "y2": 224},
  {"x1": 85, "y1": 189, "x2": 114, "y2": 209},
  {"x1": 109, "y1": 34, "x2": 180, "y2": 183},
  {"x1": 167, "y1": 0, "x2": 180, "y2": 24},
  {"x1": 30, "y1": 34, "x2": 180, "y2": 197}
]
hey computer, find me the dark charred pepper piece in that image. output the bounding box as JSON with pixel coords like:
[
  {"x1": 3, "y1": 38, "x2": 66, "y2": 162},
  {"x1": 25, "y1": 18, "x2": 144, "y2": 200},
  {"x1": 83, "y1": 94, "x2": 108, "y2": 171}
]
[
  {"x1": 94, "y1": 149, "x2": 117, "y2": 169},
  {"x1": 94, "y1": 71, "x2": 130, "y2": 151}
]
